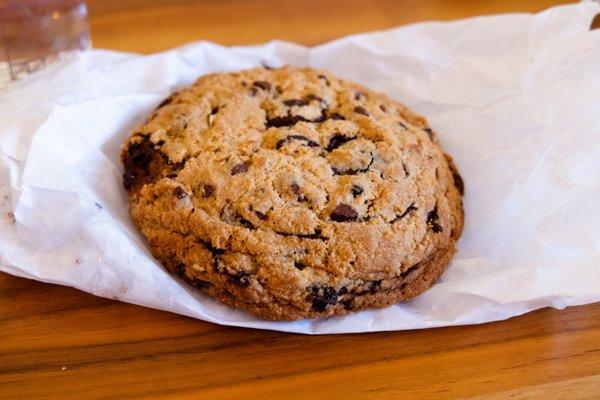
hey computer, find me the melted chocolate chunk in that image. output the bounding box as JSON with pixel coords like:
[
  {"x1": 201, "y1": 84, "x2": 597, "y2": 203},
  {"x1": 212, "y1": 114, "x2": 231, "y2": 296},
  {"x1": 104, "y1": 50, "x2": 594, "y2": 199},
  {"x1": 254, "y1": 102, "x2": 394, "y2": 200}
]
[
  {"x1": 276, "y1": 134, "x2": 320, "y2": 150},
  {"x1": 338, "y1": 286, "x2": 348, "y2": 295},
  {"x1": 283, "y1": 99, "x2": 308, "y2": 107},
  {"x1": 173, "y1": 186, "x2": 187, "y2": 199},
  {"x1": 266, "y1": 109, "x2": 327, "y2": 128},
  {"x1": 123, "y1": 138, "x2": 167, "y2": 191},
  {"x1": 351, "y1": 185, "x2": 364, "y2": 197},
  {"x1": 307, "y1": 285, "x2": 338, "y2": 312},
  {"x1": 427, "y1": 206, "x2": 443, "y2": 233},
  {"x1": 253, "y1": 80, "x2": 272, "y2": 91},
  {"x1": 379, "y1": 104, "x2": 387, "y2": 112},
  {"x1": 354, "y1": 106, "x2": 368, "y2": 116},
  {"x1": 453, "y1": 171, "x2": 465, "y2": 196},
  {"x1": 231, "y1": 161, "x2": 249, "y2": 175},
  {"x1": 326, "y1": 134, "x2": 356, "y2": 152},
  {"x1": 294, "y1": 261, "x2": 306, "y2": 270},
  {"x1": 331, "y1": 204, "x2": 358, "y2": 222}
]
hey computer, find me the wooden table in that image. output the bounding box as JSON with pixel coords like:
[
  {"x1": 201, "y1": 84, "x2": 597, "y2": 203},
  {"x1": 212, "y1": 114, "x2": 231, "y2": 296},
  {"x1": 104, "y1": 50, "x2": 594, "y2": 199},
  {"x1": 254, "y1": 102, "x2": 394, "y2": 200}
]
[{"x1": 3, "y1": 1, "x2": 600, "y2": 398}]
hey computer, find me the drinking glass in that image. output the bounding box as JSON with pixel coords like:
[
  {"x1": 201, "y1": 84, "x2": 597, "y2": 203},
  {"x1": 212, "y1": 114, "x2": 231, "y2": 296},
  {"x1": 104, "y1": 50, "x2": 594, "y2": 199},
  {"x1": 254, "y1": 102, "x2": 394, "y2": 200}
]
[{"x1": 0, "y1": 0, "x2": 90, "y2": 88}]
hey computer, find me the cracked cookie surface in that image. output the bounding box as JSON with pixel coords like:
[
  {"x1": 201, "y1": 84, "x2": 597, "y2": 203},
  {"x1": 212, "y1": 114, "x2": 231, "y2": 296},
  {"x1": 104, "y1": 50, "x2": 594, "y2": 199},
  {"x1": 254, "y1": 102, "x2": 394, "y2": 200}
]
[{"x1": 121, "y1": 66, "x2": 464, "y2": 320}]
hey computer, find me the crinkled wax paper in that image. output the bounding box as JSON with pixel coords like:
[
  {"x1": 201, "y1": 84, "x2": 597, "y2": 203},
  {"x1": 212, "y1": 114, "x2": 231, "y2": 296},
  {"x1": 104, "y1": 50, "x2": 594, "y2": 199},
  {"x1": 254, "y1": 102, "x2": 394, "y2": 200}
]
[{"x1": 1, "y1": 2, "x2": 599, "y2": 333}]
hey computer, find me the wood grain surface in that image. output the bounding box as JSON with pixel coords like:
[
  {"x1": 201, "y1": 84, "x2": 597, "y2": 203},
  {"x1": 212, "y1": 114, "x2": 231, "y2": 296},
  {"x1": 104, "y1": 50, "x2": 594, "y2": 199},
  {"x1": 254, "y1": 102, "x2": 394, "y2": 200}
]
[{"x1": 3, "y1": 1, "x2": 600, "y2": 399}]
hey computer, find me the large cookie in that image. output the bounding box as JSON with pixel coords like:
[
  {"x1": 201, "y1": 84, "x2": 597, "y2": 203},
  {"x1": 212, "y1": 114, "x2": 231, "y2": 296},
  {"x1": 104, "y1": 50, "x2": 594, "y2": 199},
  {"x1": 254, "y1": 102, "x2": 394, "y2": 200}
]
[{"x1": 121, "y1": 66, "x2": 464, "y2": 320}]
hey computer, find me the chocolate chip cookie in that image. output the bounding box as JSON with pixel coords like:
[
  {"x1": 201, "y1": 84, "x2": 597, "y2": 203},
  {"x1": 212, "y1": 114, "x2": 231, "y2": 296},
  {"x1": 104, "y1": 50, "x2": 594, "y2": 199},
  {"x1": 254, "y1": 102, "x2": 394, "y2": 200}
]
[{"x1": 121, "y1": 66, "x2": 464, "y2": 320}]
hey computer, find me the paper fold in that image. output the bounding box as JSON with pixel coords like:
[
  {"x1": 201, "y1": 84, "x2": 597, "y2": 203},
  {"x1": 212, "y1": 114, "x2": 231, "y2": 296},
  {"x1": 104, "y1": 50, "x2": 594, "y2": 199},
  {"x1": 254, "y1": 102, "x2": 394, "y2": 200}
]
[{"x1": 1, "y1": 2, "x2": 599, "y2": 334}]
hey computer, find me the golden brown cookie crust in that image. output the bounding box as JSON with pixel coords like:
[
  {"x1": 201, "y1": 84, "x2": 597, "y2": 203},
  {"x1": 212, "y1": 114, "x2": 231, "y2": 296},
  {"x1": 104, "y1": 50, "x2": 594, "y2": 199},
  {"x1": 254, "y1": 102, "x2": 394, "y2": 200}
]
[{"x1": 121, "y1": 66, "x2": 464, "y2": 320}]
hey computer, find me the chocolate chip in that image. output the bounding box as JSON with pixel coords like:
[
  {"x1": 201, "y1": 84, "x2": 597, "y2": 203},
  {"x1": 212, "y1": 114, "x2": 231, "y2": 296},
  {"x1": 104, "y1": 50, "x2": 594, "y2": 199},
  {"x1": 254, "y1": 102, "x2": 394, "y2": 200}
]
[
  {"x1": 231, "y1": 161, "x2": 249, "y2": 175},
  {"x1": 274, "y1": 228, "x2": 327, "y2": 241},
  {"x1": 393, "y1": 202, "x2": 417, "y2": 223},
  {"x1": 329, "y1": 113, "x2": 346, "y2": 121},
  {"x1": 201, "y1": 184, "x2": 215, "y2": 198},
  {"x1": 228, "y1": 271, "x2": 251, "y2": 287},
  {"x1": 326, "y1": 134, "x2": 356, "y2": 152},
  {"x1": 188, "y1": 278, "x2": 211, "y2": 289},
  {"x1": 294, "y1": 261, "x2": 306, "y2": 270},
  {"x1": 198, "y1": 239, "x2": 225, "y2": 255},
  {"x1": 253, "y1": 80, "x2": 271, "y2": 91},
  {"x1": 254, "y1": 209, "x2": 268, "y2": 220},
  {"x1": 369, "y1": 280, "x2": 382, "y2": 294},
  {"x1": 211, "y1": 106, "x2": 219, "y2": 115},
  {"x1": 341, "y1": 298, "x2": 354, "y2": 310},
  {"x1": 157, "y1": 93, "x2": 177, "y2": 109},
  {"x1": 318, "y1": 74, "x2": 330, "y2": 86},
  {"x1": 249, "y1": 86, "x2": 258, "y2": 96},
  {"x1": 290, "y1": 181, "x2": 302, "y2": 196},
  {"x1": 354, "y1": 106, "x2": 368, "y2": 116},
  {"x1": 403, "y1": 163, "x2": 410, "y2": 177},
  {"x1": 379, "y1": 104, "x2": 386, "y2": 112},
  {"x1": 398, "y1": 121, "x2": 407, "y2": 129},
  {"x1": 283, "y1": 99, "x2": 308, "y2": 107},
  {"x1": 332, "y1": 155, "x2": 374, "y2": 176},
  {"x1": 424, "y1": 128, "x2": 435, "y2": 141},
  {"x1": 331, "y1": 204, "x2": 358, "y2": 222},
  {"x1": 452, "y1": 171, "x2": 465, "y2": 196},
  {"x1": 173, "y1": 186, "x2": 187, "y2": 199},
  {"x1": 305, "y1": 94, "x2": 325, "y2": 103},
  {"x1": 276, "y1": 134, "x2": 320, "y2": 150},
  {"x1": 307, "y1": 285, "x2": 338, "y2": 312},
  {"x1": 427, "y1": 206, "x2": 443, "y2": 233},
  {"x1": 354, "y1": 91, "x2": 364, "y2": 101},
  {"x1": 351, "y1": 185, "x2": 363, "y2": 197},
  {"x1": 176, "y1": 262, "x2": 186, "y2": 277},
  {"x1": 338, "y1": 286, "x2": 348, "y2": 295},
  {"x1": 401, "y1": 262, "x2": 421, "y2": 278},
  {"x1": 238, "y1": 216, "x2": 256, "y2": 229}
]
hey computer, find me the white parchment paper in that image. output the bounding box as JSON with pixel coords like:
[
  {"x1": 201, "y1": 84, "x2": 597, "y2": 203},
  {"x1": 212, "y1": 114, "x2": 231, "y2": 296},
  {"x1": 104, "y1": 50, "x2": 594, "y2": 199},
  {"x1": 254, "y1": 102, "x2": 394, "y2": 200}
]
[{"x1": 1, "y1": 3, "x2": 599, "y2": 334}]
